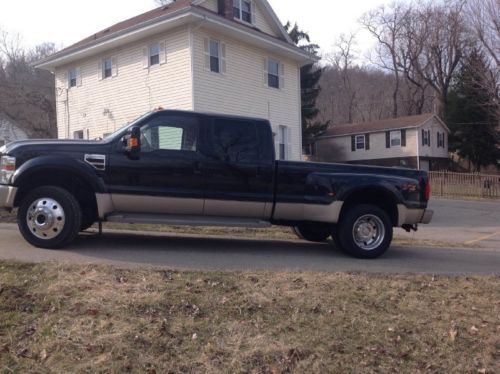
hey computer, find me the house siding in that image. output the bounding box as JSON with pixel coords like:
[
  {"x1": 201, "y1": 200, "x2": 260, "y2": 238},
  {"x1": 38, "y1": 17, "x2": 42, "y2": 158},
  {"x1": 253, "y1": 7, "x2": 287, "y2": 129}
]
[
  {"x1": 315, "y1": 129, "x2": 419, "y2": 163},
  {"x1": 54, "y1": 27, "x2": 193, "y2": 139},
  {"x1": 191, "y1": 27, "x2": 302, "y2": 160},
  {"x1": 198, "y1": 0, "x2": 219, "y2": 12},
  {"x1": 418, "y1": 118, "x2": 450, "y2": 159},
  {"x1": 252, "y1": 2, "x2": 279, "y2": 37}
]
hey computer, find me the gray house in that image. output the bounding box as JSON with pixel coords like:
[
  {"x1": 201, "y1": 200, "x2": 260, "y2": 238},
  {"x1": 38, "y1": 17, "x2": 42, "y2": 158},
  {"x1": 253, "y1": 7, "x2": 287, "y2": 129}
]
[
  {"x1": 314, "y1": 113, "x2": 450, "y2": 171},
  {"x1": 0, "y1": 113, "x2": 29, "y2": 146}
]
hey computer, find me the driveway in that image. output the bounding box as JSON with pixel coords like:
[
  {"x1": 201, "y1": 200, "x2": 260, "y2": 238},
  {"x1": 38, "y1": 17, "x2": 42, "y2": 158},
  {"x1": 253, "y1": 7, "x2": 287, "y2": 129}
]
[
  {"x1": 0, "y1": 223, "x2": 498, "y2": 275},
  {"x1": 398, "y1": 198, "x2": 500, "y2": 249}
]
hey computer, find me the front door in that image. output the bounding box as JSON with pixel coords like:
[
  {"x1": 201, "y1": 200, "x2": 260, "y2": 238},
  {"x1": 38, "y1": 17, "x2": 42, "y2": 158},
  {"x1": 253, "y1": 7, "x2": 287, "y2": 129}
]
[{"x1": 105, "y1": 112, "x2": 206, "y2": 215}]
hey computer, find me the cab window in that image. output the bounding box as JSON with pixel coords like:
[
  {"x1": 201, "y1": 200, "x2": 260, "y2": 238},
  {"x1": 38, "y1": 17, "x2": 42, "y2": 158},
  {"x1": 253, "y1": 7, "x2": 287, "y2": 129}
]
[
  {"x1": 140, "y1": 116, "x2": 198, "y2": 153},
  {"x1": 212, "y1": 118, "x2": 259, "y2": 164}
]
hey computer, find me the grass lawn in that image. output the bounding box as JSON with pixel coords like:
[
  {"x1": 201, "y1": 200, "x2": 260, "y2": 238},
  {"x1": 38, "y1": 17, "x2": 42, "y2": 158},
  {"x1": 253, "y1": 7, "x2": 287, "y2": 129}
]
[{"x1": 0, "y1": 261, "x2": 498, "y2": 373}]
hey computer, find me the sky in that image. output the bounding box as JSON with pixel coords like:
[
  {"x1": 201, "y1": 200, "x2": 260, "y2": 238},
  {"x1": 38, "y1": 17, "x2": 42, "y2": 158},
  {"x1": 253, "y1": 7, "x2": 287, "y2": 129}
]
[{"x1": 0, "y1": 0, "x2": 394, "y2": 60}]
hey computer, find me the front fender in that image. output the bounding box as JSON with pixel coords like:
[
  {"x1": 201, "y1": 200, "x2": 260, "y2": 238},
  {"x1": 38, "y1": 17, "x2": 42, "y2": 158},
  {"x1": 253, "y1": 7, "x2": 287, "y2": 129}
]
[{"x1": 12, "y1": 155, "x2": 107, "y2": 193}]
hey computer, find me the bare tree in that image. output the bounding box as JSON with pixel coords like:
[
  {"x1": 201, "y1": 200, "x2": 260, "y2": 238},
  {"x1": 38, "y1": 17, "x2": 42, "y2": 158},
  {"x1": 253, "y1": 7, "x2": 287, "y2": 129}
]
[
  {"x1": 406, "y1": 0, "x2": 469, "y2": 116},
  {"x1": 0, "y1": 28, "x2": 57, "y2": 138},
  {"x1": 328, "y1": 33, "x2": 359, "y2": 123},
  {"x1": 467, "y1": 0, "x2": 500, "y2": 67},
  {"x1": 360, "y1": 3, "x2": 411, "y2": 118}
]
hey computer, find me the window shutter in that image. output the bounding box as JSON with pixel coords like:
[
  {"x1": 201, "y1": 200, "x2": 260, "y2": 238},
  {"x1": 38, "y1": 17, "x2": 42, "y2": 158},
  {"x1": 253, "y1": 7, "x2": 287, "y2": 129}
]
[
  {"x1": 437, "y1": 132, "x2": 440, "y2": 147},
  {"x1": 401, "y1": 129, "x2": 406, "y2": 147},
  {"x1": 76, "y1": 68, "x2": 82, "y2": 87},
  {"x1": 427, "y1": 130, "x2": 431, "y2": 147},
  {"x1": 159, "y1": 41, "x2": 167, "y2": 64},
  {"x1": 220, "y1": 42, "x2": 227, "y2": 74},
  {"x1": 251, "y1": 1, "x2": 256, "y2": 24},
  {"x1": 111, "y1": 57, "x2": 118, "y2": 77},
  {"x1": 263, "y1": 58, "x2": 268, "y2": 86},
  {"x1": 351, "y1": 135, "x2": 356, "y2": 152},
  {"x1": 422, "y1": 129, "x2": 425, "y2": 146},
  {"x1": 98, "y1": 61, "x2": 103, "y2": 81},
  {"x1": 386, "y1": 131, "x2": 390, "y2": 148},
  {"x1": 203, "y1": 38, "x2": 210, "y2": 71},
  {"x1": 365, "y1": 133, "x2": 370, "y2": 150},
  {"x1": 142, "y1": 47, "x2": 149, "y2": 69},
  {"x1": 279, "y1": 63, "x2": 285, "y2": 89}
]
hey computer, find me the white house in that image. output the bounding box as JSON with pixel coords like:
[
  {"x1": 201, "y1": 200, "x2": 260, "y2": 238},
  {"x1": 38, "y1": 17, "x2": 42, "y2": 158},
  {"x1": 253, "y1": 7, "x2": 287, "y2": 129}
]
[
  {"x1": 314, "y1": 113, "x2": 450, "y2": 171},
  {"x1": 35, "y1": 0, "x2": 315, "y2": 161},
  {"x1": 0, "y1": 113, "x2": 29, "y2": 146}
]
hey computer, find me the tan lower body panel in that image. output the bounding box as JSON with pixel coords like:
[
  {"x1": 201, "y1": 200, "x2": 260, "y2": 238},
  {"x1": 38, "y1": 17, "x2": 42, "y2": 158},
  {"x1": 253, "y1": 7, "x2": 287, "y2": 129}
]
[
  {"x1": 203, "y1": 199, "x2": 268, "y2": 219},
  {"x1": 273, "y1": 201, "x2": 344, "y2": 223},
  {"x1": 0, "y1": 185, "x2": 17, "y2": 209},
  {"x1": 397, "y1": 204, "x2": 433, "y2": 225},
  {"x1": 96, "y1": 194, "x2": 269, "y2": 220}
]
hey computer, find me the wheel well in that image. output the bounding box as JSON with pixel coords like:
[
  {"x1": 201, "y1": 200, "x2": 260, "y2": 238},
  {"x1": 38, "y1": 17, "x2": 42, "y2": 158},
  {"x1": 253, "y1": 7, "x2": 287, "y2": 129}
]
[
  {"x1": 14, "y1": 170, "x2": 98, "y2": 221},
  {"x1": 340, "y1": 188, "x2": 399, "y2": 226}
]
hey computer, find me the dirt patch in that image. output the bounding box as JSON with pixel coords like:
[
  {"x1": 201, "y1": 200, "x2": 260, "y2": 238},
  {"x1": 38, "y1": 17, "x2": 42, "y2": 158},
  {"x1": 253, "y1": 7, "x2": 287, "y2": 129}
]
[
  {"x1": 0, "y1": 209, "x2": 16, "y2": 224},
  {"x1": 0, "y1": 261, "x2": 498, "y2": 373}
]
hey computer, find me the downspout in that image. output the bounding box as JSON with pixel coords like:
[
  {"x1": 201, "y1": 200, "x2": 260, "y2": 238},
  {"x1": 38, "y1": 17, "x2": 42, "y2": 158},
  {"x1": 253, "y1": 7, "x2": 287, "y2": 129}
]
[{"x1": 66, "y1": 89, "x2": 70, "y2": 139}]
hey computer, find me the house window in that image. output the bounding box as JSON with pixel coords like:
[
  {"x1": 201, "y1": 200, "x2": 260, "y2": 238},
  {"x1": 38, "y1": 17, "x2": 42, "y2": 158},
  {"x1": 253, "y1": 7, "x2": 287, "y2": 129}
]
[
  {"x1": 149, "y1": 44, "x2": 160, "y2": 66},
  {"x1": 73, "y1": 130, "x2": 84, "y2": 140},
  {"x1": 390, "y1": 130, "x2": 402, "y2": 147},
  {"x1": 209, "y1": 39, "x2": 220, "y2": 73},
  {"x1": 278, "y1": 125, "x2": 288, "y2": 160},
  {"x1": 437, "y1": 132, "x2": 445, "y2": 148},
  {"x1": 422, "y1": 129, "x2": 431, "y2": 146},
  {"x1": 234, "y1": 0, "x2": 252, "y2": 23},
  {"x1": 355, "y1": 135, "x2": 365, "y2": 150},
  {"x1": 68, "y1": 68, "x2": 78, "y2": 87},
  {"x1": 268, "y1": 59, "x2": 280, "y2": 89},
  {"x1": 103, "y1": 57, "x2": 112, "y2": 79}
]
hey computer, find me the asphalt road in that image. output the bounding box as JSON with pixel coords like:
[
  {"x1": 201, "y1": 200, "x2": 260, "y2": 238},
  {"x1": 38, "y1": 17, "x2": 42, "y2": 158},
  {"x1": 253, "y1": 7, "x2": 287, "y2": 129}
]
[
  {"x1": 399, "y1": 198, "x2": 500, "y2": 249},
  {"x1": 0, "y1": 222, "x2": 498, "y2": 275}
]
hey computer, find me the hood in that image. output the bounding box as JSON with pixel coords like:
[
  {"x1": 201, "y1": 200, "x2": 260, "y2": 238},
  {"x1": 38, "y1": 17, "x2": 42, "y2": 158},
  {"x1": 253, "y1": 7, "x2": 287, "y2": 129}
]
[{"x1": 2, "y1": 139, "x2": 107, "y2": 155}]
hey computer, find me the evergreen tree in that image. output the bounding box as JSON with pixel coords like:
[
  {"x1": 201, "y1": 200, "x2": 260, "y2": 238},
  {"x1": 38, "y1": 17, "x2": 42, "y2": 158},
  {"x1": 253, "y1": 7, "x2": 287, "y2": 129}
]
[
  {"x1": 446, "y1": 50, "x2": 500, "y2": 171},
  {"x1": 284, "y1": 22, "x2": 328, "y2": 152}
]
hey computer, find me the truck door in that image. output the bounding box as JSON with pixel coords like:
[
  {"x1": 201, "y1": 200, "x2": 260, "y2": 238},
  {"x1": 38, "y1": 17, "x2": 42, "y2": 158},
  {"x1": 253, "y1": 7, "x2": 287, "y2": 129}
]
[
  {"x1": 106, "y1": 112, "x2": 206, "y2": 215},
  {"x1": 201, "y1": 117, "x2": 275, "y2": 219}
]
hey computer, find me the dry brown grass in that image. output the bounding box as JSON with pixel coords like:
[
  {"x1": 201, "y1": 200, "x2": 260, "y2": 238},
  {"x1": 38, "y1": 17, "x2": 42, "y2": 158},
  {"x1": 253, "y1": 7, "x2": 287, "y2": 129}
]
[{"x1": 0, "y1": 261, "x2": 498, "y2": 373}]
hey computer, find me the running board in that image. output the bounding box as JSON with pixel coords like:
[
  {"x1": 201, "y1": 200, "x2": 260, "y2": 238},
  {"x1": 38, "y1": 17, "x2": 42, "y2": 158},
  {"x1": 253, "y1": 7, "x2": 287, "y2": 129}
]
[{"x1": 105, "y1": 213, "x2": 272, "y2": 228}]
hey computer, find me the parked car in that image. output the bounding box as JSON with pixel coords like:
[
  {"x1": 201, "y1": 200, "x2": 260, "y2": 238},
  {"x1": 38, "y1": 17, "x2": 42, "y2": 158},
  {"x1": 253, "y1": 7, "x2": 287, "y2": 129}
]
[{"x1": 0, "y1": 110, "x2": 433, "y2": 258}]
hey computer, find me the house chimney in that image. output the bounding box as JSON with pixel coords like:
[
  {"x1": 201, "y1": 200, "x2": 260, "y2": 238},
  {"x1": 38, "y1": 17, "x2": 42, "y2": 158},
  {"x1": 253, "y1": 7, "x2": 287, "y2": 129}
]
[{"x1": 218, "y1": 0, "x2": 234, "y2": 19}]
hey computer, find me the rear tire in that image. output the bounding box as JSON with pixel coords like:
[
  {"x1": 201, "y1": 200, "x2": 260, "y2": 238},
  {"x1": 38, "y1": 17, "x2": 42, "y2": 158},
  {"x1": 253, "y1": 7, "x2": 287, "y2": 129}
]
[
  {"x1": 292, "y1": 223, "x2": 332, "y2": 243},
  {"x1": 336, "y1": 204, "x2": 393, "y2": 259},
  {"x1": 18, "y1": 186, "x2": 82, "y2": 249}
]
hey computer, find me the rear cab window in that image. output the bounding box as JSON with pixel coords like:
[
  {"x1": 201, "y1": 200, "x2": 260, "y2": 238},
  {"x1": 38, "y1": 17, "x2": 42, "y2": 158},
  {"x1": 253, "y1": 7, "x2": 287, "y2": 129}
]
[{"x1": 211, "y1": 118, "x2": 260, "y2": 164}]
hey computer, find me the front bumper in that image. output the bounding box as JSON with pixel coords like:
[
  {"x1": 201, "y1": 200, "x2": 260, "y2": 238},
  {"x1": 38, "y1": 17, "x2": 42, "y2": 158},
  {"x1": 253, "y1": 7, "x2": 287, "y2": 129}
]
[
  {"x1": 397, "y1": 204, "x2": 433, "y2": 226},
  {"x1": 0, "y1": 185, "x2": 17, "y2": 209}
]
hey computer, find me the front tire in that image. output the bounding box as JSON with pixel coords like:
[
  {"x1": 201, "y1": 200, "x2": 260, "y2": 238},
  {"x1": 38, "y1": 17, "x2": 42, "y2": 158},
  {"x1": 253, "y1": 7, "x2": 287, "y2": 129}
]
[
  {"x1": 18, "y1": 186, "x2": 82, "y2": 249},
  {"x1": 336, "y1": 204, "x2": 393, "y2": 259}
]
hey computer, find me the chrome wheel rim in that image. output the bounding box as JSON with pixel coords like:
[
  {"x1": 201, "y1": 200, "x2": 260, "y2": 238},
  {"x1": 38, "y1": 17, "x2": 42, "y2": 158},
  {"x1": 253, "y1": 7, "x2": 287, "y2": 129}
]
[
  {"x1": 26, "y1": 198, "x2": 65, "y2": 240},
  {"x1": 352, "y1": 214, "x2": 385, "y2": 251}
]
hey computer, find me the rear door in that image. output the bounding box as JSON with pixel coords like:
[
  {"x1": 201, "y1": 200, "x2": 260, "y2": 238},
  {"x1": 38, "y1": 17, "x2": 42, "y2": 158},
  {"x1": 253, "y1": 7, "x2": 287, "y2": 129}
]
[{"x1": 201, "y1": 117, "x2": 275, "y2": 219}]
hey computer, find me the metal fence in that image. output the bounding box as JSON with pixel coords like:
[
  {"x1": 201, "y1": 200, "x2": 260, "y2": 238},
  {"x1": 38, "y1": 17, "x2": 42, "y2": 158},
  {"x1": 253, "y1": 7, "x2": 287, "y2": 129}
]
[{"x1": 429, "y1": 171, "x2": 500, "y2": 199}]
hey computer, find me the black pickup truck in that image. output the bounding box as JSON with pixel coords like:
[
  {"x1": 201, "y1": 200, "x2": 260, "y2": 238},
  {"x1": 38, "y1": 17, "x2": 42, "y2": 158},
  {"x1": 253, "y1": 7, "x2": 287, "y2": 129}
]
[{"x1": 0, "y1": 110, "x2": 433, "y2": 258}]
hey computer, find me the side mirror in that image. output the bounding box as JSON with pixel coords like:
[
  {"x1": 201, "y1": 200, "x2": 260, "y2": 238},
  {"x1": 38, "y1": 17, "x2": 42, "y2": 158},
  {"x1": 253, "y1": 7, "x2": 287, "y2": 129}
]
[{"x1": 124, "y1": 126, "x2": 141, "y2": 159}]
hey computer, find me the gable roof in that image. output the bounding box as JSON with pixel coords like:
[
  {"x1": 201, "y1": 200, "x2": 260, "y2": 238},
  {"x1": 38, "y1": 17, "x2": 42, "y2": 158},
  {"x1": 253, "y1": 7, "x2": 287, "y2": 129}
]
[
  {"x1": 320, "y1": 113, "x2": 450, "y2": 138},
  {"x1": 35, "y1": 0, "x2": 314, "y2": 70}
]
